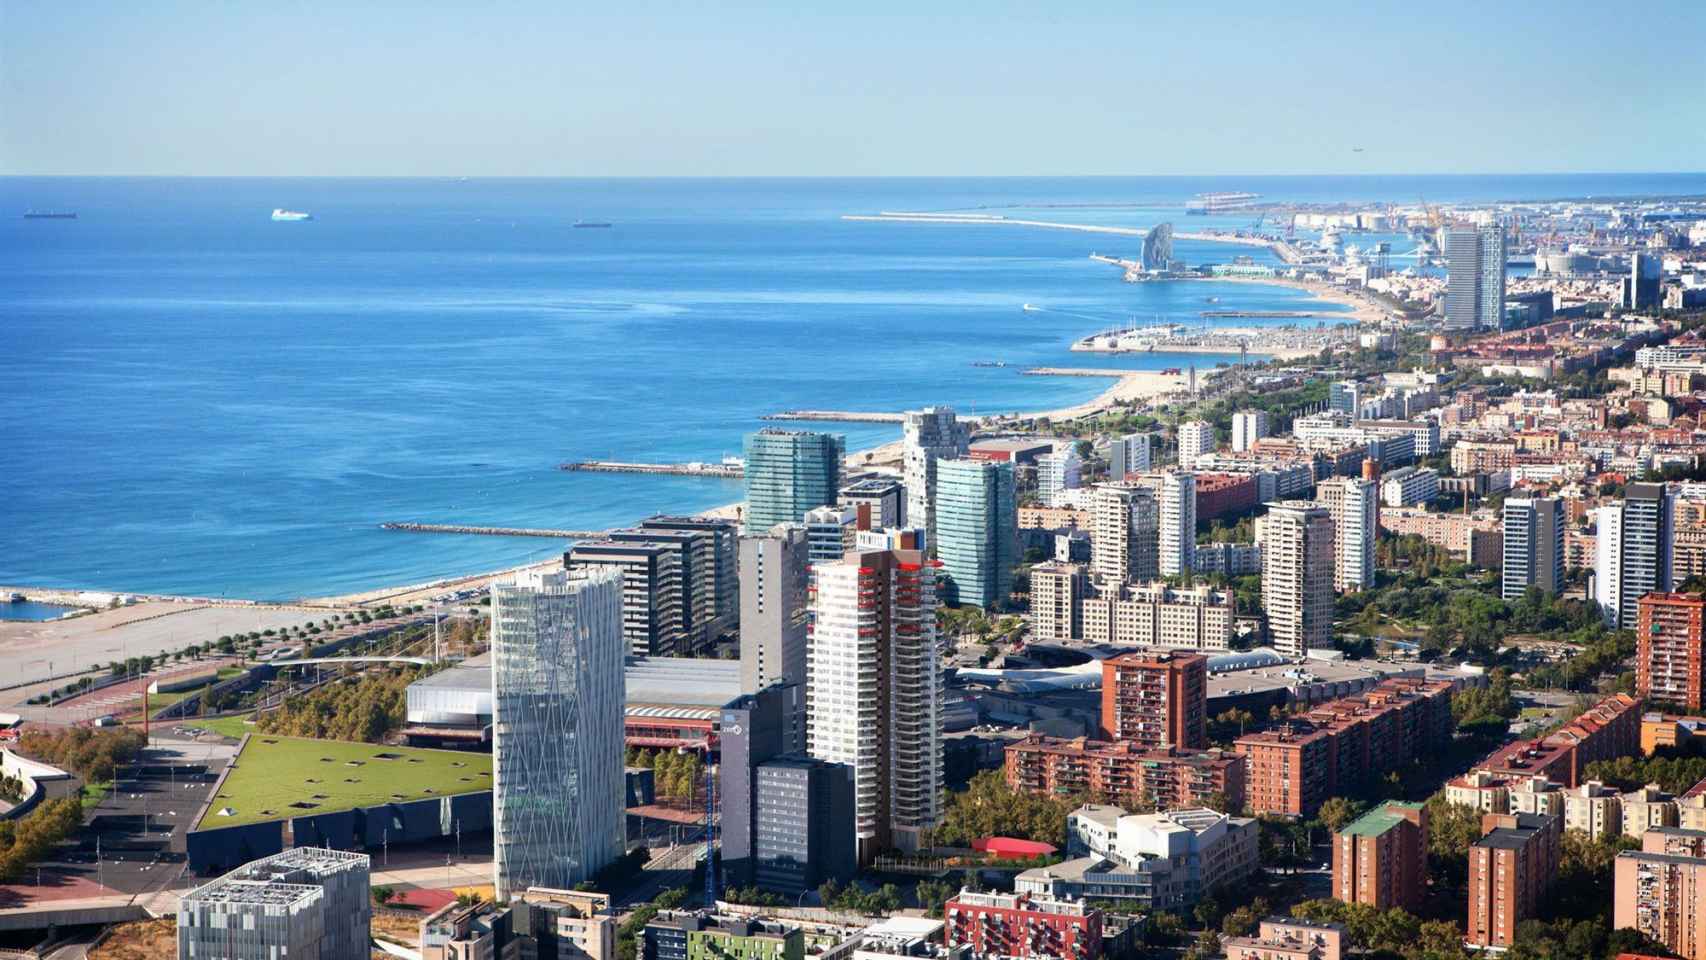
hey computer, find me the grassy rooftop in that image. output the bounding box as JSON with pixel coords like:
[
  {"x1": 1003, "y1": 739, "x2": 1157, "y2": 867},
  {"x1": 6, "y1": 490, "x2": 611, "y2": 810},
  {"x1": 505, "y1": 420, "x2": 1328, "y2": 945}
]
[{"x1": 199, "y1": 735, "x2": 492, "y2": 829}]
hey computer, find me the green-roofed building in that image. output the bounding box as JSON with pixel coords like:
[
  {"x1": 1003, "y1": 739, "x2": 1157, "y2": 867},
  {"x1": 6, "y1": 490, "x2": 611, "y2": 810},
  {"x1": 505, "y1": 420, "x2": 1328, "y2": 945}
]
[{"x1": 1331, "y1": 800, "x2": 1427, "y2": 912}]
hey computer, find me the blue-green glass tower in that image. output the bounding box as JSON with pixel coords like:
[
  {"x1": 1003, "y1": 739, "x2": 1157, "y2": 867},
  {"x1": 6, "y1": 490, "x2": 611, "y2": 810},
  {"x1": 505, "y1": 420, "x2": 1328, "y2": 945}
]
[
  {"x1": 742, "y1": 429, "x2": 845, "y2": 534},
  {"x1": 934, "y1": 458, "x2": 1017, "y2": 609}
]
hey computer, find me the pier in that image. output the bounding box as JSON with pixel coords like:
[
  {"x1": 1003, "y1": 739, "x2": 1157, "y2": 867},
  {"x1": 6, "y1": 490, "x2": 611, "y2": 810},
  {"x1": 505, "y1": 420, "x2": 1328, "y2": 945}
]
[
  {"x1": 380, "y1": 522, "x2": 607, "y2": 538},
  {"x1": 560, "y1": 460, "x2": 744, "y2": 478},
  {"x1": 1200, "y1": 310, "x2": 1333, "y2": 319},
  {"x1": 761, "y1": 410, "x2": 906, "y2": 424},
  {"x1": 1023, "y1": 367, "x2": 1147, "y2": 378}
]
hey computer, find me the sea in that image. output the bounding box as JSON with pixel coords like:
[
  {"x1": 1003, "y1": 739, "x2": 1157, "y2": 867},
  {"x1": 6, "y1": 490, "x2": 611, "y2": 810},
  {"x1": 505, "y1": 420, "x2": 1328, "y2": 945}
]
[{"x1": 4, "y1": 174, "x2": 1704, "y2": 600}]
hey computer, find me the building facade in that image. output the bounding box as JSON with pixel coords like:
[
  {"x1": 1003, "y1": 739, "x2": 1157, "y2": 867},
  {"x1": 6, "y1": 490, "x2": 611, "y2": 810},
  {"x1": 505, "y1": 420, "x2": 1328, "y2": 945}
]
[
  {"x1": 1158, "y1": 472, "x2": 1197, "y2": 577},
  {"x1": 1640, "y1": 593, "x2": 1706, "y2": 712},
  {"x1": 1178, "y1": 421, "x2": 1216, "y2": 469},
  {"x1": 1108, "y1": 433, "x2": 1151, "y2": 481},
  {"x1": 178, "y1": 848, "x2": 371, "y2": 960},
  {"x1": 1502, "y1": 498, "x2": 1564, "y2": 600},
  {"x1": 1004, "y1": 737, "x2": 1246, "y2": 812},
  {"x1": 1090, "y1": 483, "x2": 1159, "y2": 585},
  {"x1": 1444, "y1": 224, "x2": 1507, "y2": 333},
  {"x1": 1332, "y1": 801, "x2": 1428, "y2": 912},
  {"x1": 1597, "y1": 483, "x2": 1674, "y2": 628},
  {"x1": 738, "y1": 524, "x2": 810, "y2": 696},
  {"x1": 1466, "y1": 813, "x2": 1561, "y2": 950},
  {"x1": 566, "y1": 540, "x2": 685, "y2": 657},
  {"x1": 934, "y1": 459, "x2": 1017, "y2": 609},
  {"x1": 1257, "y1": 502, "x2": 1335, "y2": 658},
  {"x1": 903, "y1": 407, "x2": 971, "y2": 545},
  {"x1": 490, "y1": 569, "x2": 626, "y2": 899},
  {"x1": 1099, "y1": 650, "x2": 1207, "y2": 750},
  {"x1": 1316, "y1": 477, "x2": 1377, "y2": 592},
  {"x1": 1231, "y1": 410, "x2": 1270, "y2": 453},
  {"x1": 743, "y1": 430, "x2": 844, "y2": 534},
  {"x1": 943, "y1": 889, "x2": 1103, "y2": 960}
]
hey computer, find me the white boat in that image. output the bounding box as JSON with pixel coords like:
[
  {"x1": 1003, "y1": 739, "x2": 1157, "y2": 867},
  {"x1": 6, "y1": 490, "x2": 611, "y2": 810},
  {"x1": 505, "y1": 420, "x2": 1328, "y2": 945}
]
[{"x1": 271, "y1": 209, "x2": 313, "y2": 222}]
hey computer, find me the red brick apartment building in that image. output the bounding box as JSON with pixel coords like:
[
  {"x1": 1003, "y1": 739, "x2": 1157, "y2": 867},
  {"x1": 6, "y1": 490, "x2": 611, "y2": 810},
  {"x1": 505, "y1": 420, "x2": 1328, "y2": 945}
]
[
  {"x1": 1639, "y1": 593, "x2": 1706, "y2": 711},
  {"x1": 943, "y1": 889, "x2": 1102, "y2": 960},
  {"x1": 1471, "y1": 692, "x2": 1642, "y2": 789},
  {"x1": 1467, "y1": 812, "x2": 1561, "y2": 949},
  {"x1": 1195, "y1": 472, "x2": 1258, "y2": 521},
  {"x1": 1099, "y1": 650, "x2": 1207, "y2": 750},
  {"x1": 1234, "y1": 678, "x2": 1454, "y2": 818},
  {"x1": 1332, "y1": 800, "x2": 1429, "y2": 912},
  {"x1": 1003, "y1": 736, "x2": 1246, "y2": 812}
]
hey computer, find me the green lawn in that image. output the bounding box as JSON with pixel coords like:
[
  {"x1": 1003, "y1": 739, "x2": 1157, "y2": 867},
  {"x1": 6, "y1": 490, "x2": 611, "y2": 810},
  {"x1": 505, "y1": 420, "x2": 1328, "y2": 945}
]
[
  {"x1": 185, "y1": 716, "x2": 257, "y2": 739},
  {"x1": 200, "y1": 735, "x2": 492, "y2": 829},
  {"x1": 80, "y1": 780, "x2": 111, "y2": 816}
]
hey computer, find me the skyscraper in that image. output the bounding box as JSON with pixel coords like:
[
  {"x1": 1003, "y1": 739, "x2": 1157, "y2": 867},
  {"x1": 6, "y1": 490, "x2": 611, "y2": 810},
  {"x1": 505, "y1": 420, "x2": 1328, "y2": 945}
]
[
  {"x1": 1108, "y1": 433, "x2": 1151, "y2": 481},
  {"x1": 1177, "y1": 421, "x2": 1215, "y2": 469},
  {"x1": 808, "y1": 548, "x2": 942, "y2": 861},
  {"x1": 1037, "y1": 449, "x2": 1082, "y2": 507},
  {"x1": 1595, "y1": 483, "x2": 1674, "y2": 627},
  {"x1": 1317, "y1": 477, "x2": 1377, "y2": 592},
  {"x1": 1625, "y1": 252, "x2": 1663, "y2": 311},
  {"x1": 743, "y1": 429, "x2": 844, "y2": 534},
  {"x1": 1157, "y1": 472, "x2": 1197, "y2": 577},
  {"x1": 1328, "y1": 381, "x2": 1360, "y2": 416},
  {"x1": 1502, "y1": 497, "x2": 1564, "y2": 600},
  {"x1": 738, "y1": 524, "x2": 810, "y2": 695},
  {"x1": 490, "y1": 568, "x2": 626, "y2": 900},
  {"x1": 1257, "y1": 501, "x2": 1335, "y2": 658},
  {"x1": 1445, "y1": 224, "x2": 1507, "y2": 332},
  {"x1": 1090, "y1": 483, "x2": 1159, "y2": 585},
  {"x1": 1230, "y1": 411, "x2": 1270, "y2": 453},
  {"x1": 934, "y1": 459, "x2": 1017, "y2": 609},
  {"x1": 902, "y1": 407, "x2": 970, "y2": 544}
]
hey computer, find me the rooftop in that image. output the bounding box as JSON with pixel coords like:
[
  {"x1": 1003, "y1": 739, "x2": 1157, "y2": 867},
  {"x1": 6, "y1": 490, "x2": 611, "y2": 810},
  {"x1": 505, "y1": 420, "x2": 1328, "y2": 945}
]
[{"x1": 1340, "y1": 801, "x2": 1424, "y2": 838}]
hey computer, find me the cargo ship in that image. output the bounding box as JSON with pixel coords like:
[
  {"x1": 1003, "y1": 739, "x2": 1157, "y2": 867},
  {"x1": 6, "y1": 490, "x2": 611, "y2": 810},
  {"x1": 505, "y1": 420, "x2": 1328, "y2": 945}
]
[
  {"x1": 573, "y1": 220, "x2": 612, "y2": 228},
  {"x1": 23, "y1": 211, "x2": 77, "y2": 219},
  {"x1": 271, "y1": 209, "x2": 313, "y2": 221},
  {"x1": 1185, "y1": 192, "x2": 1260, "y2": 215}
]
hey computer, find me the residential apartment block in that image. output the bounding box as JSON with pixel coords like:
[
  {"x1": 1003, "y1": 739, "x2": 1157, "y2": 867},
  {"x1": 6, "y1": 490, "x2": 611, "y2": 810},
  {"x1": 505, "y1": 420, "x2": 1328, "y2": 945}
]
[
  {"x1": 1639, "y1": 593, "x2": 1706, "y2": 711},
  {"x1": 1099, "y1": 650, "x2": 1207, "y2": 750},
  {"x1": 1332, "y1": 801, "x2": 1428, "y2": 912},
  {"x1": 943, "y1": 889, "x2": 1103, "y2": 960},
  {"x1": 1003, "y1": 736, "x2": 1246, "y2": 812},
  {"x1": 1466, "y1": 813, "x2": 1561, "y2": 950}
]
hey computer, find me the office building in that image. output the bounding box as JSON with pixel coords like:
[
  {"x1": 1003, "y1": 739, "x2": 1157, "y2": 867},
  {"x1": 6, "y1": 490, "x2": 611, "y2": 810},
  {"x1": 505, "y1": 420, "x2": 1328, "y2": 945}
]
[
  {"x1": 1332, "y1": 801, "x2": 1428, "y2": 912},
  {"x1": 719, "y1": 684, "x2": 854, "y2": 895},
  {"x1": 1445, "y1": 224, "x2": 1507, "y2": 333},
  {"x1": 1024, "y1": 805, "x2": 1258, "y2": 911},
  {"x1": 1037, "y1": 450, "x2": 1082, "y2": 508},
  {"x1": 934, "y1": 459, "x2": 1017, "y2": 609},
  {"x1": 1157, "y1": 472, "x2": 1197, "y2": 577},
  {"x1": 178, "y1": 848, "x2": 371, "y2": 960},
  {"x1": 1079, "y1": 581, "x2": 1236, "y2": 651},
  {"x1": 808, "y1": 548, "x2": 942, "y2": 861},
  {"x1": 903, "y1": 407, "x2": 971, "y2": 545},
  {"x1": 607, "y1": 526, "x2": 715, "y2": 653},
  {"x1": 1502, "y1": 498, "x2": 1564, "y2": 601},
  {"x1": 943, "y1": 889, "x2": 1103, "y2": 960},
  {"x1": 1626, "y1": 252, "x2": 1664, "y2": 311},
  {"x1": 1230, "y1": 410, "x2": 1270, "y2": 453},
  {"x1": 738, "y1": 524, "x2": 810, "y2": 695},
  {"x1": 840, "y1": 477, "x2": 906, "y2": 531},
  {"x1": 1223, "y1": 918, "x2": 1346, "y2": 960},
  {"x1": 490, "y1": 569, "x2": 626, "y2": 899},
  {"x1": 1178, "y1": 420, "x2": 1215, "y2": 469},
  {"x1": 1597, "y1": 483, "x2": 1675, "y2": 627},
  {"x1": 1466, "y1": 813, "x2": 1561, "y2": 949},
  {"x1": 641, "y1": 517, "x2": 740, "y2": 639},
  {"x1": 1257, "y1": 502, "x2": 1335, "y2": 658},
  {"x1": 421, "y1": 889, "x2": 616, "y2": 960},
  {"x1": 1005, "y1": 738, "x2": 1246, "y2": 812},
  {"x1": 1615, "y1": 846, "x2": 1706, "y2": 960},
  {"x1": 1090, "y1": 483, "x2": 1159, "y2": 585},
  {"x1": 1316, "y1": 477, "x2": 1377, "y2": 592},
  {"x1": 1108, "y1": 433, "x2": 1151, "y2": 481},
  {"x1": 743, "y1": 430, "x2": 844, "y2": 534},
  {"x1": 1640, "y1": 593, "x2": 1706, "y2": 711},
  {"x1": 1099, "y1": 651, "x2": 1207, "y2": 750},
  {"x1": 1328, "y1": 381, "x2": 1360, "y2": 416},
  {"x1": 566, "y1": 540, "x2": 685, "y2": 657},
  {"x1": 643, "y1": 915, "x2": 804, "y2": 960},
  {"x1": 804, "y1": 504, "x2": 859, "y2": 563}
]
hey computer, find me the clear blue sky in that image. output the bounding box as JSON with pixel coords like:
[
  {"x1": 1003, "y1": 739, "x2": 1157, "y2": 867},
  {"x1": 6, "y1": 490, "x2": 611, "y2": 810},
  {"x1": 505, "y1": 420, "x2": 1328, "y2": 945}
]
[{"x1": 3, "y1": 1, "x2": 1702, "y2": 176}]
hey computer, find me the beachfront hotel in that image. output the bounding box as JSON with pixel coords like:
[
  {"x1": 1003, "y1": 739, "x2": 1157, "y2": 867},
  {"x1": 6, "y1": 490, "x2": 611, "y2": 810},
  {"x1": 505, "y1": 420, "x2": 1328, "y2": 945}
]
[{"x1": 490, "y1": 568, "x2": 626, "y2": 899}]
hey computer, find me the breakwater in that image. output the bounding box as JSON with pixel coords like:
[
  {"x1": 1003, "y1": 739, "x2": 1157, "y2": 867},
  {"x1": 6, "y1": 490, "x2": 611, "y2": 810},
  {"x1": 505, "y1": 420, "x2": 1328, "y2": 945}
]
[
  {"x1": 559, "y1": 460, "x2": 744, "y2": 478},
  {"x1": 760, "y1": 410, "x2": 907, "y2": 423},
  {"x1": 380, "y1": 523, "x2": 607, "y2": 538}
]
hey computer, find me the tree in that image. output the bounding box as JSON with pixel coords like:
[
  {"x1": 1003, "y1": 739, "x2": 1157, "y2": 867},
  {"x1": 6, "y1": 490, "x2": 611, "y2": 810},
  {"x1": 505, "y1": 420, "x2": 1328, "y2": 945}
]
[
  {"x1": 372, "y1": 885, "x2": 397, "y2": 905},
  {"x1": 1315, "y1": 796, "x2": 1364, "y2": 834},
  {"x1": 932, "y1": 771, "x2": 1075, "y2": 847}
]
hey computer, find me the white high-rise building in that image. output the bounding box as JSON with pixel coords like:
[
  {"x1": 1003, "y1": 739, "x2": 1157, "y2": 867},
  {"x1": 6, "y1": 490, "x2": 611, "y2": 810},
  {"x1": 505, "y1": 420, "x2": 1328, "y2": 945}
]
[
  {"x1": 1594, "y1": 483, "x2": 1673, "y2": 627},
  {"x1": 490, "y1": 568, "x2": 626, "y2": 900},
  {"x1": 1037, "y1": 450, "x2": 1082, "y2": 508},
  {"x1": 1091, "y1": 483, "x2": 1159, "y2": 585},
  {"x1": 902, "y1": 407, "x2": 971, "y2": 544},
  {"x1": 1316, "y1": 477, "x2": 1377, "y2": 592},
  {"x1": 1502, "y1": 497, "x2": 1564, "y2": 601},
  {"x1": 1157, "y1": 472, "x2": 1197, "y2": 577},
  {"x1": 1178, "y1": 421, "x2": 1216, "y2": 469},
  {"x1": 1230, "y1": 411, "x2": 1270, "y2": 453},
  {"x1": 1108, "y1": 433, "x2": 1152, "y2": 481},
  {"x1": 807, "y1": 548, "x2": 942, "y2": 863},
  {"x1": 1256, "y1": 501, "x2": 1335, "y2": 658}
]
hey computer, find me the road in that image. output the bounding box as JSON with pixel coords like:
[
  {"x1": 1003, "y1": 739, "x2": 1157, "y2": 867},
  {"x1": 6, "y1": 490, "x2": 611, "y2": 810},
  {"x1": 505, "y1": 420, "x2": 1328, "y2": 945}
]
[{"x1": 616, "y1": 836, "x2": 703, "y2": 910}]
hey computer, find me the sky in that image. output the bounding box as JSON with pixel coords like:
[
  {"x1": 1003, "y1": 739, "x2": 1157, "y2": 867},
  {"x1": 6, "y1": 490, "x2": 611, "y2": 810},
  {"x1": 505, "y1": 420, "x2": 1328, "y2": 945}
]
[{"x1": 3, "y1": 1, "x2": 1703, "y2": 177}]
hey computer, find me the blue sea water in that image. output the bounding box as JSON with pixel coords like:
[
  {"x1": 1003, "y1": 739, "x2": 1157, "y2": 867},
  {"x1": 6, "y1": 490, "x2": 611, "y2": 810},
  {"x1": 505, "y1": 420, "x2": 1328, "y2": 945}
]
[{"x1": 4, "y1": 174, "x2": 1704, "y2": 599}]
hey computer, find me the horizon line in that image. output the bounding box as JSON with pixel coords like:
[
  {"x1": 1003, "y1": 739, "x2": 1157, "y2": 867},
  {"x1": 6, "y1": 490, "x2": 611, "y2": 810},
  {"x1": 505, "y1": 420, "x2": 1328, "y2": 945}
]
[{"x1": 4, "y1": 170, "x2": 1706, "y2": 181}]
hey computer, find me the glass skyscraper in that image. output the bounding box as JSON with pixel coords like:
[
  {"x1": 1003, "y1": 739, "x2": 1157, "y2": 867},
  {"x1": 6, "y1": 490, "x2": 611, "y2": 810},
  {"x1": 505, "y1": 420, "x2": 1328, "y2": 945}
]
[
  {"x1": 490, "y1": 567, "x2": 626, "y2": 900},
  {"x1": 743, "y1": 429, "x2": 845, "y2": 534},
  {"x1": 933, "y1": 458, "x2": 1017, "y2": 608}
]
